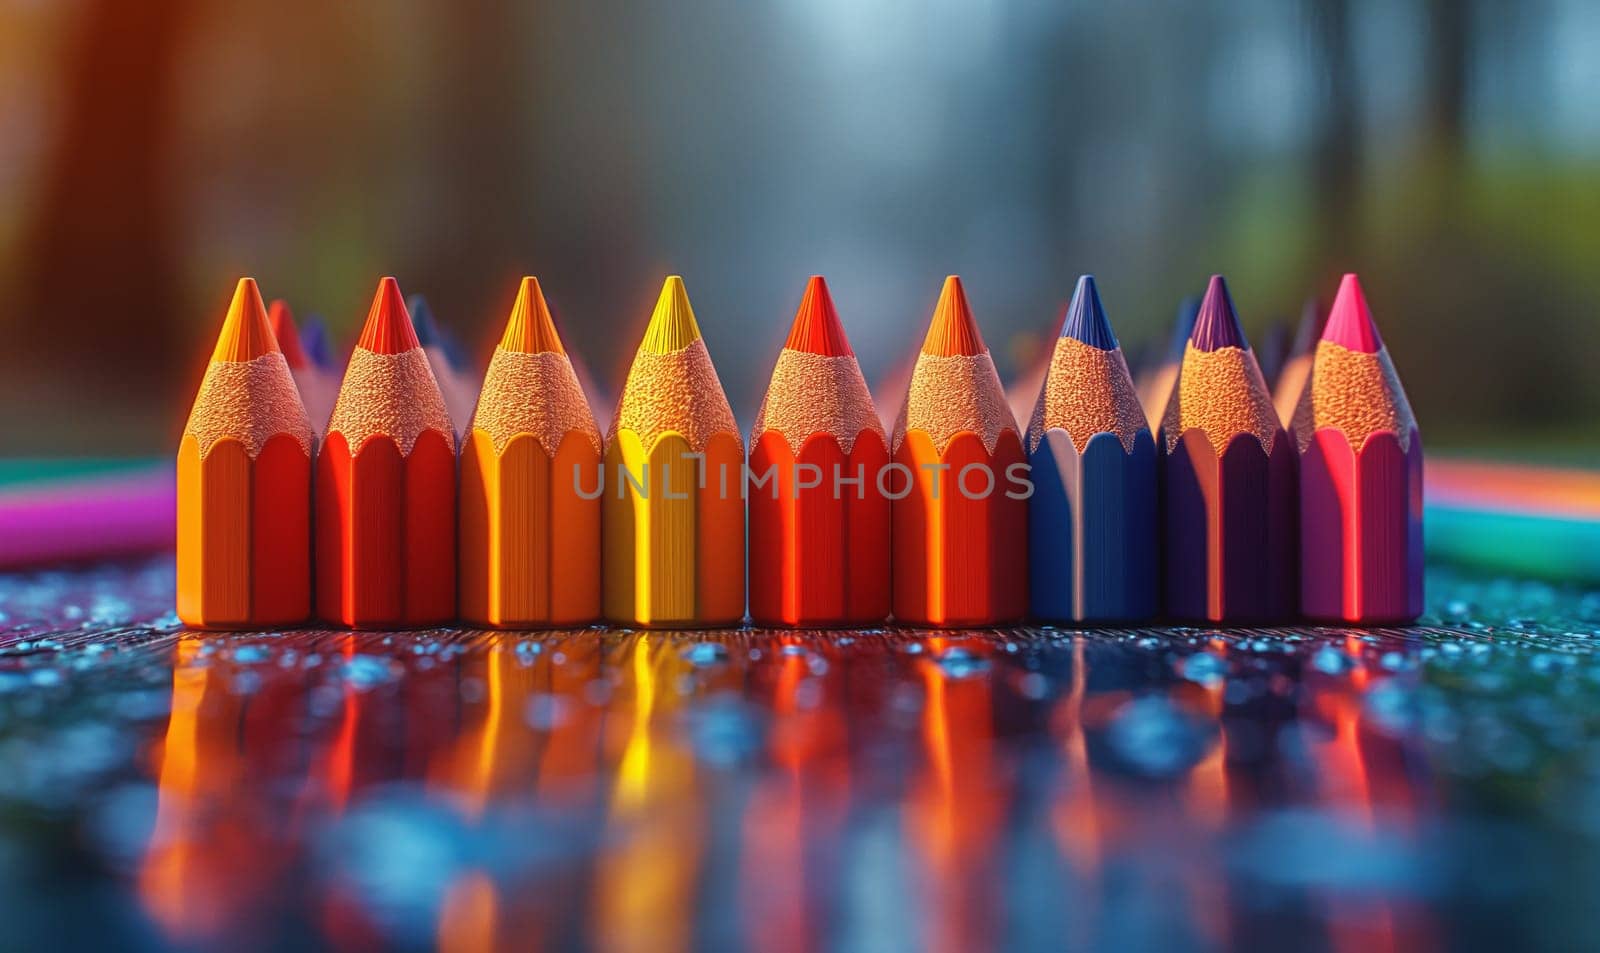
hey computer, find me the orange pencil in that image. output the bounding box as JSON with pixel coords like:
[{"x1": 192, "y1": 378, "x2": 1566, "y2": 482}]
[
  {"x1": 891, "y1": 276, "x2": 1028, "y2": 627},
  {"x1": 316, "y1": 277, "x2": 457, "y2": 627},
  {"x1": 748, "y1": 276, "x2": 890, "y2": 626},
  {"x1": 603, "y1": 276, "x2": 745, "y2": 627},
  {"x1": 459, "y1": 277, "x2": 602, "y2": 627},
  {"x1": 177, "y1": 278, "x2": 312, "y2": 628},
  {"x1": 267, "y1": 299, "x2": 338, "y2": 430}
]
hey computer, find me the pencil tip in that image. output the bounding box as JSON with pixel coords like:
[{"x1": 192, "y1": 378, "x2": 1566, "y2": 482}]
[
  {"x1": 1323, "y1": 273, "x2": 1383, "y2": 353},
  {"x1": 784, "y1": 275, "x2": 852, "y2": 356},
  {"x1": 212, "y1": 277, "x2": 278, "y2": 363},
  {"x1": 1059, "y1": 275, "x2": 1117, "y2": 350},
  {"x1": 357, "y1": 277, "x2": 420, "y2": 354},
  {"x1": 1190, "y1": 274, "x2": 1248, "y2": 352},
  {"x1": 501, "y1": 276, "x2": 564, "y2": 354},
  {"x1": 922, "y1": 275, "x2": 985, "y2": 356},
  {"x1": 267, "y1": 299, "x2": 308, "y2": 368},
  {"x1": 640, "y1": 275, "x2": 702, "y2": 353}
]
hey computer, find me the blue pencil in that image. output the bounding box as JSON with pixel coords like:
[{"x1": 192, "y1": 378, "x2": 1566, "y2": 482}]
[{"x1": 1026, "y1": 275, "x2": 1158, "y2": 624}]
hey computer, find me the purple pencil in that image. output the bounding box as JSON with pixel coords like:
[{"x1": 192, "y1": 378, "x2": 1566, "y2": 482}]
[{"x1": 1160, "y1": 275, "x2": 1297, "y2": 623}]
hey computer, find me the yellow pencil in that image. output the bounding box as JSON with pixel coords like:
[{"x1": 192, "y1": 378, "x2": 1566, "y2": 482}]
[{"x1": 603, "y1": 277, "x2": 745, "y2": 627}]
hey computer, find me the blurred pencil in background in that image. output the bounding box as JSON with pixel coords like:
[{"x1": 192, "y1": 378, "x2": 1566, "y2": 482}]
[
  {"x1": 317, "y1": 278, "x2": 457, "y2": 627},
  {"x1": 603, "y1": 276, "x2": 745, "y2": 627},
  {"x1": 300, "y1": 315, "x2": 338, "y2": 372},
  {"x1": 748, "y1": 276, "x2": 890, "y2": 627},
  {"x1": 1295, "y1": 274, "x2": 1423, "y2": 623},
  {"x1": 891, "y1": 276, "x2": 1027, "y2": 627},
  {"x1": 409, "y1": 294, "x2": 481, "y2": 433},
  {"x1": 459, "y1": 277, "x2": 602, "y2": 628},
  {"x1": 268, "y1": 299, "x2": 338, "y2": 430},
  {"x1": 1273, "y1": 297, "x2": 1327, "y2": 425},
  {"x1": 177, "y1": 278, "x2": 312, "y2": 628},
  {"x1": 1026, "y1": 276, "x2": 1157, "y2": 623},
  {"x1": 1133, "y1": 295, "x2": 1200, "y2": 432},
  {"x1": 1160, "y1": 275, "x2": 1296, "y2": 623}
]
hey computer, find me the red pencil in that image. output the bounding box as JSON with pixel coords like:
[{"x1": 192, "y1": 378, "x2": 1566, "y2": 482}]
[
  {"x1": 268, "y1": 299, "x2": 338, "y2": 430},
  {"x1": 1296, "y1": 274, "x2": 1422, "y2": 622},
  {"x1": 316, "y1": 278, "x2": 457, "y2": 627},
  {"x1": 748, "y1": 276, "x2": 890, "y2": 626}
]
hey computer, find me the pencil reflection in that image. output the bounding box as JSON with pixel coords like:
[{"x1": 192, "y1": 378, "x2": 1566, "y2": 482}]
[{"x1": 127, "y1": 627, "x2": 1448, "y2": 950}]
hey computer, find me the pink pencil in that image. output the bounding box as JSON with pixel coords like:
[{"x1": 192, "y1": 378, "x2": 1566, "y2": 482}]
[{"x1": 0, "y1": 467, "x2": 176, "y2": 569}]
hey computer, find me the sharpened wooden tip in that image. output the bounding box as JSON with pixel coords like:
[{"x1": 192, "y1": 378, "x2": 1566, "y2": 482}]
[
  {"x1": 640, "y1": 275, "x2": 703, "y2": 354},
  {"x1": 922, "y1": 275, "x2": 985, "y2": 357},
  {"x1": 500, "y1": 277, "x2": 564, "y2": 354},
  {"x1": 268, "y1": 299, "x2": 309, "y2": 368},
  {"x1": 784, "y1": 275, "x2": 852, "y2": 356},
  {"x1": 212, "y1": 278, "x2": 279, "y2": 363},
  {"x1": 1060, "y1": 274, "x2": 1118, "y2": 350},
  {"x1": 1191, "y1": 274, "x2": 1248, "y2": 352},
  {"x1": 1323, "y1": 273, "x2": 1383, "y2": 353},
  {"x1": 357, "y1": 277, "x2": 420, "y2": 354}
]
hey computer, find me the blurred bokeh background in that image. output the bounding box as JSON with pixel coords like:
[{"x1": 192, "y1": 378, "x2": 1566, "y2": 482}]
[{"x1": 1, "y1": 0, "x2": 1596, "y2": 456}]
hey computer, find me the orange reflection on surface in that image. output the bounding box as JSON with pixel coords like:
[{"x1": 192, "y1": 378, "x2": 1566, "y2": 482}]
[{"x1": 908, "y1": 637, "x2": 1005, "y2": 953}]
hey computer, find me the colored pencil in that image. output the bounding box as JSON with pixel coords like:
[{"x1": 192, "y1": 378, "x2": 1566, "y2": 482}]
[
  {"x1": 1005, "y1": 298, "x2": 1068, "y2": 427},
  {"x1": 1160, "y1": 275, "x2": 1296, "y2": 623},
  {"x1": 268, "y1": 299, "x2": 339, "y2": 430},
  {"x1": 316, "y1": 277, "x2": 457, "y2": 627},
  {"x1": 1272, "y1": 297, "x2": 1326, "y2": 425},
  {"x1": 177, "y1": 278, "x2": 313, "y2": 628},
  {"x1": 300, "y1": 314, "x2": 337, "y2": 370},
  {"x1": 1295, "y1": 273, "x2": 1422, "y2": 622},
  {"x1": 603, "y1": 276, "x2": 745, "y2": 627},
  {"x1": 1026, "y1": 276, "x2": 1157, "y2": 623},
  {"x1": 1134, "y1": 295, "x2": 1201, "y2": 432},
  {"x1": 459, "y1": 277, "x2": 603, "y2": 627},
  {"x1": 891, "y1": 276, "x2": 1027, "y2": 627},
  {"x1": 408, "y1": 293, "x2": 481, "y2": 433},
  {"x1": 1426, "y1": 459, "x2": 1600, "y2": 583},
  {"x1": 748, "y1": 276, "x2": 890, "y2": 626}
]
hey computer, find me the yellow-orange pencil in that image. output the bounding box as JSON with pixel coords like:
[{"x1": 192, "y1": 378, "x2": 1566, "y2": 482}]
[
  {"x1": 177, "y1": 278, "x2": 313, "y2": 628},
  {"x1": 603, "y1": 277, "x2": 745, "y2": 627},
  {"x1": 459, "y1": 277, "x2": 602, "y2": 627}
]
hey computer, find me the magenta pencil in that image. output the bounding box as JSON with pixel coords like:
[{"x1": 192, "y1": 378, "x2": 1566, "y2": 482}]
[{"x1": 1295, "y1": 273, "x2": 1422, "y2": 623}]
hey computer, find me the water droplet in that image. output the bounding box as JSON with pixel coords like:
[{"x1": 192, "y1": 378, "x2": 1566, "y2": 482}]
[{"x1": 935, "y1": 647, "x2": 989, "y2": 679}]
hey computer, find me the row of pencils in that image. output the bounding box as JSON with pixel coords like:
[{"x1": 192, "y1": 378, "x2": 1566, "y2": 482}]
[{"x1": 177, "y1": 270, "x2": 1421, "y2": 631}]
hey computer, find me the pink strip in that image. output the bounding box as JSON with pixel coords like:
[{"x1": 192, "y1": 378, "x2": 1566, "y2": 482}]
[{"x1": 0, "y1": 469, "x2": 175, "y2": 569}]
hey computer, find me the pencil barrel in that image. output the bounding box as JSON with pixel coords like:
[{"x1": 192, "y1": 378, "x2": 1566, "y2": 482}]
[
  {"x1": 1161, "y1": 429, "x2": 1297, "y2": 623},
  {"x1": 603, "y1": 430, "x2": 746, "y2": 627},
  {"x1": 316, "y1": 431, "x2": 457, "y2": 627},
  {"x1": 176, "y1": 434, "x2": 311, "y2": 628},
  {"x1": 1028, "y1": 430, "x2": 1158, "y2": 623},
  {"x1": 1299, "y1": 428, "x2": 1424, "y2": 623},
  {"x1": 748, "y1": 430, "x2": 891, "y2": 626},
  {"x1": 459, "y1": 431, "x2": 601, "y2": 627},
  {"x1": 892, "y1": 430, "x2": 1027, "y2": 627}
]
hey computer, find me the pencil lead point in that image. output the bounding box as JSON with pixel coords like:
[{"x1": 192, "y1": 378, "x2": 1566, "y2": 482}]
[
  {"x1": 301, "y1": 315, "x2": 334, "y2": 367},
  {"x1": 212, "y1": 277, "x2": 278, "y2": 363},
  {"x1": 784, "y1": 275, "x2": 852, "y2": 356},
  {"x1": 501, "y1": 277, "x2": 564, "y2": 354},
  {"x1": 1191, "y1": 275, "x2": 1248, "y2": 352},
  {"x1": 357, "y1": 277, "x2": 420, "y2": 354},
  {"x1": 267, "y1": 299, "x2": 308, "y2": 368},
  {"x1": 1323, "y1": 273, "x2": 1383, "y2": 353},
  {"x1": 1059, "y1": 275, "x2": 1117, "y2": 350},
  {"x1": 922, "y1": 275, "x2": 985, "y2": 356},
  {"x1": 640, "y1": 275, "x2": 703, "y2": 354}
]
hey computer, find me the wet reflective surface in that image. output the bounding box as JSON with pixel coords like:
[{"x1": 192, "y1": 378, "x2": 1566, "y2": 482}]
[{"x1": 3, "y1": 559, "x2": 1600, "y2": 951}]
